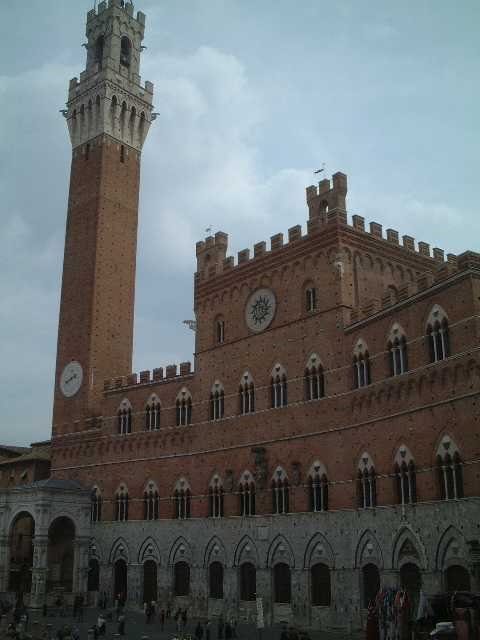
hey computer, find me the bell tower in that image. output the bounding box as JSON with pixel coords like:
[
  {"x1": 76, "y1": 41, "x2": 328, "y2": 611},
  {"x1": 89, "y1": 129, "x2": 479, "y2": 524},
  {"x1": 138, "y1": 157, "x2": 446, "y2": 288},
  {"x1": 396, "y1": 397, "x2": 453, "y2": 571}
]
[{"x1": 52, "y1": 0, "x2": 154, "y2": 435}]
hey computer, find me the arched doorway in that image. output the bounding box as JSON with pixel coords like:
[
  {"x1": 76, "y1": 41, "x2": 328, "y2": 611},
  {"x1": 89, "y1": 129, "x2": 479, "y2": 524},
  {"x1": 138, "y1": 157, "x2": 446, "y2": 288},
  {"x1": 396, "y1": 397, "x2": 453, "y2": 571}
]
[
  {"x1": 9, "y1": 512, "x2": 35, "y2": 594},
  {"x1": 47, "y1": 517, "x2": 75, "y2": 593},
  {"x1": 445, "y1": 565, "x2": 471, "y2": 592},
  {"x1": 143, "y1": 560, "x2": 157, "y2": 603},
  {"x1": 400, "y1": 562, "x2": 421, "y2": 620},
  {"x1": 114, "y1": 559, "x2": 128, "y2": 602},
  {"x1": 88, "y1": 559, "x2": 100, "y2": 592},
  {"x1": 362, "y1": 563, "x2": 380, "y2": 608},
  {"x1": 273, "y1": 563, "x2": 291, "y2": 603}
]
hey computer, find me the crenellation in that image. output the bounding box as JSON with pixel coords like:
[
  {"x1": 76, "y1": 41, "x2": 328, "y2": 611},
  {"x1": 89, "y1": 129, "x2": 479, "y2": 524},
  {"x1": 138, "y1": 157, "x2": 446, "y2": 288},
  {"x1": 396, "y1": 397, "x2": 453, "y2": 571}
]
[
  {"x1": 433, "y1": 248, "x2": 444, "y2": 262},
  {"x1": 152, "y1": 367, "x2": 163, "y2": 381},
  {"x1": 288, "y1": 225, "x2": 302, "y2": 242},
  {"x1": 447, "y1": 253, "x2": 457, "y2": 265},
  {"x1": 179, "y1": 362, "x2": 192, "y2": 376},
  {"x1": 238, "y1": 249, "x2": 250, "y2": 264},
  {"x1": 166, "y1": 364, "x2": 177, "y2": 379},
  {"x1": 457, "y1": 250, "x2": 480, "y2": 271},
  {"x1": 369, "y1": 222, "x2": 383, "y2": 238},
  {"x1": 270, "y1": 233, "x2": 284, "y2": 250},
  {"x1": 254, "y1": 241, "x2": 266, "y2": 258},
  {"x1": 352, "y1": 215, "x2": 365, "y2": 232},
  {"x1": 223, "y1": 257, "x2": 234, "y2": 270},
  {"x1": 418, "y1": 242, "x2": 430, "y2": 257},
  {"x1": 402, "y1": 235, "x2": 415, "y2": 251},
  {"x1": 386, "y1": 229, "x2": 399, "y2": 244},
  {"x1": 139, "y1": 370, "x2": 150, "y2": 384},
  {"x1": 434, "y1": 262, "x2": 457, "y2": 282}
]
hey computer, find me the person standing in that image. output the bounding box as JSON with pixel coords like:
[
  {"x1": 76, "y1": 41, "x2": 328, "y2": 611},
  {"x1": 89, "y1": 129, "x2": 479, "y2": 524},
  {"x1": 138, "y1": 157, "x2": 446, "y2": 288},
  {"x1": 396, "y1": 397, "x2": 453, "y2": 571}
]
[
  {"x1": 160, "y1": 608, "x2": 165, "y2": 632},
  {"x1": 205, "y1": 619, "x2": 211, "y2": 640}
]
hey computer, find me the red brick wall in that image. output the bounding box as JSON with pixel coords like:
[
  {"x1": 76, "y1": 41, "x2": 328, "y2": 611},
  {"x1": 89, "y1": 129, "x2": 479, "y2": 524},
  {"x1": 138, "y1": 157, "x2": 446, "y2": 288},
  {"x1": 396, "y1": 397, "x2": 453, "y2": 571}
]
[{"x1": 53, "y1": 135, "x2": 140, "y2": 434}]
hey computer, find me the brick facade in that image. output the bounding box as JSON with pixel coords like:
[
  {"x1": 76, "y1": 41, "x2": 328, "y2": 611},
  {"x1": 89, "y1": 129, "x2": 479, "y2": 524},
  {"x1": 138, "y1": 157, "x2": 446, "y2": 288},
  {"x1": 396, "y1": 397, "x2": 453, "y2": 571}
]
[{"x1": 1, "y1": 1, "x2": 479, "y2": 631}]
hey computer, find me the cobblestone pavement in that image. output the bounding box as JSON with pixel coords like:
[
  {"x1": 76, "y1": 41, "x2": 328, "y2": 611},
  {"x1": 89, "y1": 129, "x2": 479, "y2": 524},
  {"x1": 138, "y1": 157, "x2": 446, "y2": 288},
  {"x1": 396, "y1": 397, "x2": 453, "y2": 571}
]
[{"x1": 19, "y1": 607, "x2": 363, "y2": 640}]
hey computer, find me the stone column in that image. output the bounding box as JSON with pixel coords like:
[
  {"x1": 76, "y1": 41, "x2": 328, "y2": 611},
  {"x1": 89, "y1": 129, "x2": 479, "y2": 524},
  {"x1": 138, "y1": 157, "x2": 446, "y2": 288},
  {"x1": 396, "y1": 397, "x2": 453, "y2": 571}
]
[
  {"x1": 99, "y1": 561, "x2": 113, "y2": 606},
  {"x1": 190, "y1": 565, "x2": 207, "y2": 618},
  {"x1": 128, "y1": 562, "x2": 142, "y2": 607},
  {"x1": 73, "y1": 536, "x2": 91, "y2": 595},
  {"x1": 158, "y1": 563, "x2": 172, "y2": 610},
  {"x1": 30, "y1": 534, "x2": 49, "y2": 609},
  {"x1": 223, "y1": 566, "x2": 238, "y2": 621},
  {"x1": 256, "y1": 567, "x2": 272, "y2": 626},
  {"x1": 291, "y1": 568, "x2": 308, "y2": 627}
]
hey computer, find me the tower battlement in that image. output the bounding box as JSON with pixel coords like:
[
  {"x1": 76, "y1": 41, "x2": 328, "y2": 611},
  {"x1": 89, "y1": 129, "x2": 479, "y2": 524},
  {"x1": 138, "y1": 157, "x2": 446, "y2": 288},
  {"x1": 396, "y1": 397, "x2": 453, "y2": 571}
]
[
  {"x1": 194, "y1": 172, "x2": 458, "y2": 286},
  {"x1": 87, "y1": 0, "x2": 146, "y2": 27},
  {"x1": 65, "y1": 0, "x2": 154, "y2": 151}
]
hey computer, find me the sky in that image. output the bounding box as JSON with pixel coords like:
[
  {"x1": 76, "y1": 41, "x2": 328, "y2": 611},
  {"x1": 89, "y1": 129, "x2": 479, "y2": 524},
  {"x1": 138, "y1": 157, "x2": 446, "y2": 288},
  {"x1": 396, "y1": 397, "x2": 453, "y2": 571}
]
[{"x1": 0, "y1": 0, "x2": 479, "y2": 446}]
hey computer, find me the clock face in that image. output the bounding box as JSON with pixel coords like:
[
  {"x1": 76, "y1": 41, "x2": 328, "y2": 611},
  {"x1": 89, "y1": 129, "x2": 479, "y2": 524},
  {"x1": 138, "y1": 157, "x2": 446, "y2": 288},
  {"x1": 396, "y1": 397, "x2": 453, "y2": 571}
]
[
  {"x1": 59, "y1": 361, "x2": 83, "y2": 398},
  {"x1": 245, "y1": 288, "x2": 276, "y2": 333}
]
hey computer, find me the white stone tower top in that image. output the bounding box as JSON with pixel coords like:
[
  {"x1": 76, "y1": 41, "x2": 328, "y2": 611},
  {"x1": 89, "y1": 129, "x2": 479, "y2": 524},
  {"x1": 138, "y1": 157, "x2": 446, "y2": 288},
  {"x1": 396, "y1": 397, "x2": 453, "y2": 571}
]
[{"x1": 65, "y1": 0, "x2": 154, "y2": 151}]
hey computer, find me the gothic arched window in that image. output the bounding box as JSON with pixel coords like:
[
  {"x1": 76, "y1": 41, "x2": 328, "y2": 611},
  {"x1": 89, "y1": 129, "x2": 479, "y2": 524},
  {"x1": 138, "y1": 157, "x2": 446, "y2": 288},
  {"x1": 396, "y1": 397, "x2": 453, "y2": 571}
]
[
  {"x1": 394, "y1": 447, "x2": 417, "y2": 504},
  {"x1": 208, "y1": 475, "x2": 224, "y2": 518},
  {"x1": 239, "y1": 471, "x2": 256, "y2": 516},
  {"x1": 173, "y1": 479, "x2": 191, "y2": 519},
  {"x1": 357, "y1": 454, "x2": 377, "y2": 508},
  {"x1": 145, "y1": 396, "x2": 161, "y2": 431},
  {"x1": 176, "y1": 388, "x2": 192, "y2": 426},
  {"x1": 308, "y1": 462, "x2": 328, "y2": 512},
  {"x1": 353, "y1": 341, "x2": 371, "y2": 388},
  {"x1": 120, "y1": 36, "x2": 132, "y2": 67},
  {"x1": 209, "y1": 382, "x2": 225, "y2": 421},
  {"x1": 91, "y1": 487, "x2": 102, "y2": 522},
  {"x1": 271, "y1": 364, "x2": 288, "y2": 408},
  {"x1": 95, "y1": 35, "x2": 104, "y2": 68},
  {"x1": 143, "y1": 481, "x2": 159, "y2": 520},
  {"x1": 272, "y1": 467, "x2": 289, "y2": 514},
  {"x1": 115, "y1": 484, "x2": 129, "y2": 522},
  {"x1": 436, "y1": 437, "x2": 463, "y2": 500},
  {"x1": 388, "y1": 324, "x2": 408, "y2": 376},
  {"x1": 426, "y1": 306, "x2": 450, "y2": 363},
  {"x1": 239, "y1": 372, "x2": 255, "y2": 415},
  {"x1": 117, "y1": 400, "x2": 132, "y2": 435},
  {"x1": 304, "y1": 354, "x2": 325, "y2": 401}
]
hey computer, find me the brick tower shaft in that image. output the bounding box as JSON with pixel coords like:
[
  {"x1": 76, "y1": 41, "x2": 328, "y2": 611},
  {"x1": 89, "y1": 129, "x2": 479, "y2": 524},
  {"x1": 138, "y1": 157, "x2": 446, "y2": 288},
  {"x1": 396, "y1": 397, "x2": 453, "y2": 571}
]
[{"x1": 52, "y1": 0, "x2": 154, "y2": 435}]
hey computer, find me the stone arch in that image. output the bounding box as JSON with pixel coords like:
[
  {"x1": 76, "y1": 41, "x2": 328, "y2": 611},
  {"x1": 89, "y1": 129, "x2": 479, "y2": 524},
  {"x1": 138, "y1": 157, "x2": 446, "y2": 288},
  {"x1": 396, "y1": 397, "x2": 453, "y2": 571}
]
[
  {"x1": 392, "y1": 526, "x2": 428, "y2": 570},
  {"x1": 7, "y1": 508, "x2": 36, "y2": 535},
  {"x1": 435, "y1": 525, "x2": 469, "y2": 571},
  {"x1": 109, "y1": 536, "x2": 130, "y2": 564},
  {"x1": 303, "y1": 532, "x2": 334, "y2": 569},
  {"x1": 203, "y1": 536, "x2": 227, "y2": 567},
  {"x1": 355, "y1": 529, "x2": 383, "y2": 569},
  {"x1": 267, "y1": 534, "x2": 295, "y2": 568},
  {"x1": 233, "y1": 535, "x2": 258, "y2": 566},
  {"x1": 168, "y1": 536, "x2": 193, "y2": 566},
  {"x1": 138, "y1": 536, "x2": 161, "y2": 564},
  {"x1": 425, "y1": 303, "x2": 449, "y2": 329}
]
